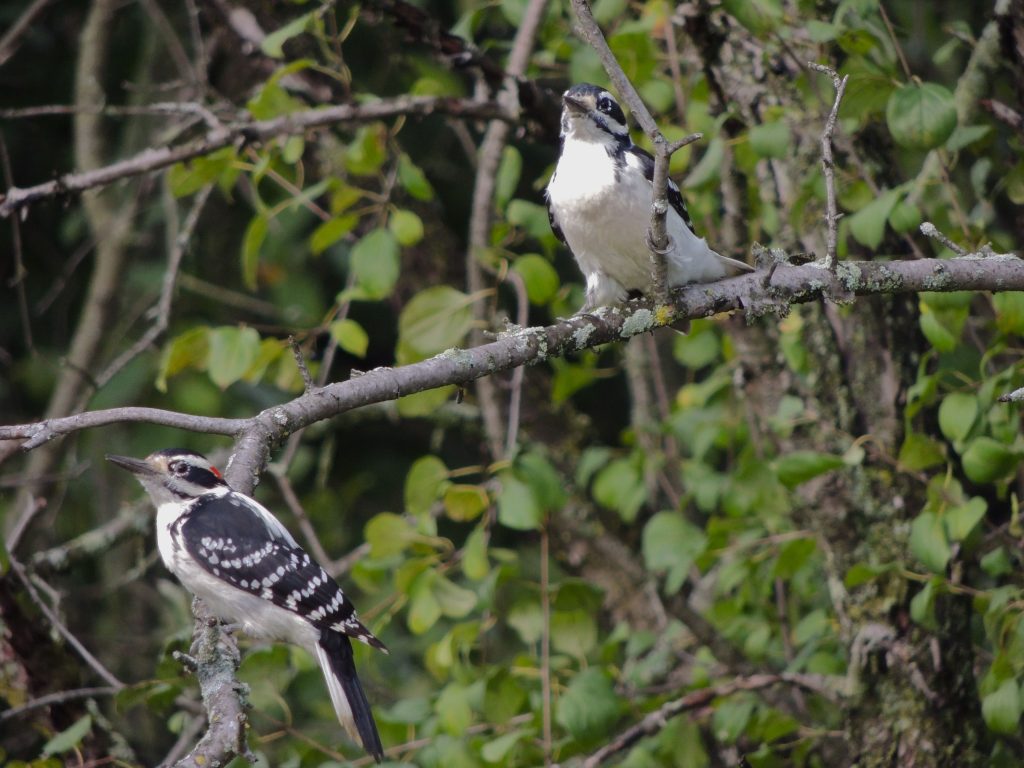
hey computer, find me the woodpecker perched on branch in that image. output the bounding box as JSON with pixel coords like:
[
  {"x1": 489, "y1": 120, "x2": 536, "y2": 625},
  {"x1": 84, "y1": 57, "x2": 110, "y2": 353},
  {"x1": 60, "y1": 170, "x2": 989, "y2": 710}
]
[
  {"x1": 546, "y1": 83, "x2": 752, "y2": 310},
  {"x1": 108, "y1": 449, "x2": 385, "y2": 762}
]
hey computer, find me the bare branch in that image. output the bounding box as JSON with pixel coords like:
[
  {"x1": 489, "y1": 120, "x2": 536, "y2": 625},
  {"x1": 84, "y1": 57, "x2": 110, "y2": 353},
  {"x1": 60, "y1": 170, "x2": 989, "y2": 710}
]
[
  {"x1": 582, "y1": 673, "x2": 843, "y2": 767},
  {"x1": 0, "y1": 96, "x2": 514, "y2": 218},
  {"x1": 919, "y1": 221, "x2": 968, "y2": 256},
  {"x1": 807, "y1": 62, "x2": 849, "y2": 271},
  {"x1": 0, "y1": 685, "x2": 119, "y2": 723},
  {"x1": 0, "y1": 0, "x2": 56, "y2": 67},
  {"x1": 173, "y1": 598, "x2": 251, "y2": 768},
  {"x1": 5, "y1": 256, "x2": 1024, "y2": 486}
]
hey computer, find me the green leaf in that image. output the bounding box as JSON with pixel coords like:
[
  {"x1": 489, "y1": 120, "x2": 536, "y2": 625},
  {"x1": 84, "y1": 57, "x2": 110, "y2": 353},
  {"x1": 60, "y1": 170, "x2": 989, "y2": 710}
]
[
  {"x1": 408, "y1": 571, "x2": 442, "y2": 634},
  {"x1": 774, "y1": 451, "x2": 845, "y2": 488},
  {"x1": 592, "y1": 457, "x2": 646, "y2": 522},
  {"x1": 517, "y1": 451, "x2": 567, "y2": 511},
  {"x1": 684, "y1": 137, "x2": 724, "y2": 188},
  {"x1": 497, "y1": 471, "x2": 542, "y2": 531},
  {"x1": 168, "y1": 148, "x2": 237, "y2": 197},
  {"x1": 397, "y1": 287, "x2": 474, "y2": 363},
  {"x1": 433, "y1": 575, "x2": 477, "y2": 617},
  {"x1": 397, "y1": 385, "x2": 455, "y2": 417},
  {"x1": 888, "y1": 198, "x2": 922, "y2": 234},
  {"x1": 241, "y1": 214, "x2": 268, "y2": 290},
  {"x1": 389, "y1": 209, "x2": 424, "y2": 246},
  {"x1": 398, "y1": 154, "x2": 435, "y2": 201},
  {"x1": 403, "y1": 456, "x2": 448, "y2": 518},
  {"x1": 981, "y1": 547, "x2": 1012, "y2": 577},
  {"x1": 495, "y1": 146, "x2": 522, "y2": 208},
  {"x1": 982, "y1": 679, "x2": 1022, "y2": 735},
  {"x1": 260, "y1": 12, "x2": 313, "y2": 58},
  {"x1": 462, "y1": 525, "x2": 489, "y2": 581},
  {"x1": 513, "y1": 254, "x2": 560, "y2": 305},
  {"x1": 207, "y1": 326, "x2": 261, "y2": 389},
  {"x1": 157, "y1": 326, "x2": 210, "y2": 392},
  {"x1": 910, "y1": 578, "x2": 938, "y2": 630},
  {"x1": 918, "y1": 304, "x2": 960, "y2": 352},
  {"x1": 42, "y1": 714, "x2": 92, "y2": 756},
  {"x1": 773, "y1": 537, "x2": 817, "y2": 579},
  {"x1": 945, "y1": 497, "x2": 986, "y2": 542},
  {"x1": 909, "y1": 511, "x2": 951, "y2": 574},
  {"x1": 310, "y1": 214, "x2": 358, "y2": 255},
  {"x1": 938, "y1": 392, "x2": 978, "y2": 445},
  {"x1": 993, "y1": 292, "x2": 1024, "y2": 335},
  {"x1": 443, "y1": 484, "x2": 489, "y2": 522},
  {"x1": 346, "y1": 125, "x2": 387, "y2": 176},
  {"x1": 713, "y1": 696, "x2": 755, "y2": 743},
  {"x1": 351, "y1": 228, "x2": 400, "y2": 299},
  {"x1": 328, "y1": 318, "x2": 368, "y2": 358},
  {"x1": 364, "y1": 512, "x2": 415, "y2": 558},
  {"x1": 749, "y1": 121, "x2": 790, "y2": 159},
  {"x1": 481, "y1": 730, "x2": 526, "y2": 763},
  {"x1": 847, "y1": 188, "x2": 900, "y2": 249},
  {"x1": 946, "y1": 124, "x2": 991, "y2": 152},
  {"x1": 507, "y1": 199, "x2": 553, "y2": 240},
  {"x1": 961, "y1": 437, "x2": 1020, "y2": 484},
  {"x1": 436, "y1": 682, "x2": 473, "y2": 735},
  {"x1": 898, "y1": 432, "x2": 945, "y2": 471},
  {"x1": 886, "y1": 82, "x2": 958, "y2": 150},
  {"x1": 722, "y1": 0, "x2": 782, "y2": 34},
  {"x1": 405, "y1": 455, "x2": 450, "y2": 516},
  {"x1": 642, "y1": 512, "x2": 706, "y2": 594},
  {"x1": 556, "y1": 668, "x2": 619, "y2": 740}
]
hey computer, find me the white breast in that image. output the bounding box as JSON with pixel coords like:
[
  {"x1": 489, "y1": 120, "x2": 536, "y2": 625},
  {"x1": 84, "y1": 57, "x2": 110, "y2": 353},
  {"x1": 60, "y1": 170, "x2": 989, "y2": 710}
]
[{"x1": 547, "y1": 139, "x2": 726, "y2": 307}]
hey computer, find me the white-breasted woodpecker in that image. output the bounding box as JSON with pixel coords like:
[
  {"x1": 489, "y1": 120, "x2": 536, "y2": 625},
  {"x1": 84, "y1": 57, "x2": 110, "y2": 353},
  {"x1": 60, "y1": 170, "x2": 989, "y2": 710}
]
[
  {"x1": 108, "y1": 449, "x2": 385, "y2": 762},
  {"x1": 546, "y1": 83, "x2": 752, "y2": 310}
]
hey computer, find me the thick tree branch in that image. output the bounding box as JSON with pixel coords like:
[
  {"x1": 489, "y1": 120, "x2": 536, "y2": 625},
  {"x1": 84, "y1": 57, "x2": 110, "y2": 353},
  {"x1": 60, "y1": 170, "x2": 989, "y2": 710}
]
[
  {"x1": 0, "y1": 96, "x2": 513, "y2": 218},
  {"x1": 172, "y1": 598, "x2": 251, "y2": 768},
  {"x1": 5, "y1": 253, "x2": 1023, "y2": 490}
]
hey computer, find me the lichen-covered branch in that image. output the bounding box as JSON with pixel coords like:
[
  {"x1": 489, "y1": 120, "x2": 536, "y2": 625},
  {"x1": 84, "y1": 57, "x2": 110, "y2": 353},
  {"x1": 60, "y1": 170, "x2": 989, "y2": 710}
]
[{"x1": 4, "y1": 252, "x2": 1023, "y2": 494}]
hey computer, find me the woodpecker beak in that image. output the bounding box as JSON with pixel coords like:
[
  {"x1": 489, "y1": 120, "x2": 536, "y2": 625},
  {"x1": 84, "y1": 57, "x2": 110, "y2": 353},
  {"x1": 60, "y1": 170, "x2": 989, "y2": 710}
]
[
  {"x1": 106, "y1": 454, "x2": 158, "y2": 476},
  {"x1": 562, "y1": 94, "x2": 589, "y2": 115}
]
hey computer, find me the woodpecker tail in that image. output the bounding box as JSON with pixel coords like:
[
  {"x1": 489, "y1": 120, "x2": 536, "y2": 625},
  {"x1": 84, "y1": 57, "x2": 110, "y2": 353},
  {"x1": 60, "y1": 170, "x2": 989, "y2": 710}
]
[{"x1": 315, "y1": 630, "x2": 383, "y2": 763}]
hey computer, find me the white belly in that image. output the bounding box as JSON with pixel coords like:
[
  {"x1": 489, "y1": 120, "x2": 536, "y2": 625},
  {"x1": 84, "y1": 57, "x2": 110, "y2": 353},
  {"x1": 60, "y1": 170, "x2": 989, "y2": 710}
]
[
  {"x1": 155, "y1": 503, "x2": 318, "y2": 649},
  {"x1": 547, "y1": 141, "x2": 725, "y2": 307}
]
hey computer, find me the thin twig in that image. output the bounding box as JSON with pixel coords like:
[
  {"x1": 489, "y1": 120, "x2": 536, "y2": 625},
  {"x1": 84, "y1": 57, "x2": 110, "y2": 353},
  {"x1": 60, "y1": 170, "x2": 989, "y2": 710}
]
[
  {"x1": 288, "y1": 336, "x2": 316, "y2": 393},
  {"x1": 0, "y1": 686, "x2": 119, "y2": 722},
  {"x1": 540, "y1": 524, "x2": 553, "y2": 766},
  {"x1": 0, "y1": 96, "x2": 513, "y2": 218},
  {"x1": 0, "y1": 136, "x2": 32, "y2": 352},
  {"x1": 9, "y1": 557, "x2": 124, "y2": 689},
  {"x1": 569, "y1": 0, "x2": 701, "y2": 305},
  {"x1": 94, "y1": 184, "x2": 213, "y2": 388},
  {"x1": 0, "y1": 0, "x2": 56, "y2": 66},
  {"x1": 504, "y1": 269, "x2": 530, "y2": 455},
  {"x1": 807, "y1": 62, "x2": 849, "y2": 271},
  {"x1": 919, "y1": 221, "x2": 968, "y2": 256},
  {"x1": 581, "y1": 673, "x2": 842, "y2": 767}
]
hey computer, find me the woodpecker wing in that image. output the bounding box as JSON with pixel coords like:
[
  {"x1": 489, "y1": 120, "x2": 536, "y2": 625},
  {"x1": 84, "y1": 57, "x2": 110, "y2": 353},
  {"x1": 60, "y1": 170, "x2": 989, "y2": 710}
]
[
  {"x1": 625, "y1": 145, "x2": 753, "y2": 274},
  {"x1": 177, "y1": 492, "x2": 385, "y2": 650}
]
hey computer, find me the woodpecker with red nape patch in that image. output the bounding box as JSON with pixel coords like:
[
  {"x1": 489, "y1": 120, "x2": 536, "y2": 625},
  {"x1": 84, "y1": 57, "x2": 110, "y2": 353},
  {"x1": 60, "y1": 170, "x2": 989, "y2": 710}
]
[
  {"x1": 546, "y1": 83, "x2": 752, "y2": 310},
  {"x1": 108, "y1": 448, "x2": 385, "y2": 762}
]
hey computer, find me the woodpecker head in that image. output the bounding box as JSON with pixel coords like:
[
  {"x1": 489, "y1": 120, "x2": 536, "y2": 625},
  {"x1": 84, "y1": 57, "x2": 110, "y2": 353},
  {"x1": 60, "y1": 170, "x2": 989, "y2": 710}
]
[
  {"x1": 107, "y1": 449, "x2": 228, "y2": 505},
  {"x1": 559, "y1": 83, "x2": 629, "y2": 145}
]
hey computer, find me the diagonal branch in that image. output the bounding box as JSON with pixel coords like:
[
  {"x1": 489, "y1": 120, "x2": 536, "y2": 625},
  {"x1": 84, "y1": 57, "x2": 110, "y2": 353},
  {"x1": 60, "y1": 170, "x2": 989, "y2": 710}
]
[
  {"x1": 0, "y1": 96, "x2": 514, "y2": 218},
  {"x1": 4, "y1": 252, "x2": 1023, "y2": 491}
]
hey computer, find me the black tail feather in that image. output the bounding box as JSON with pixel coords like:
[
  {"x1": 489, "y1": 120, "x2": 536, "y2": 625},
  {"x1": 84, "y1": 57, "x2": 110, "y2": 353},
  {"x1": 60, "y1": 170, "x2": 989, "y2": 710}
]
[{"x1": 319, "y1": 630, "x2": 383, "y2": 763}]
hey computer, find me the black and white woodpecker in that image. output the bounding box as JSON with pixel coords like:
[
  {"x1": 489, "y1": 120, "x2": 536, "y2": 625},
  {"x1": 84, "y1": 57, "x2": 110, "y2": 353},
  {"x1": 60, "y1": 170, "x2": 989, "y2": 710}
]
[
  {"x1": 546, "y1": 83, "x2": 752, "y2": 309},
  {"x1": 107, "y1": 449, "x2": 385, "y2": 762}
]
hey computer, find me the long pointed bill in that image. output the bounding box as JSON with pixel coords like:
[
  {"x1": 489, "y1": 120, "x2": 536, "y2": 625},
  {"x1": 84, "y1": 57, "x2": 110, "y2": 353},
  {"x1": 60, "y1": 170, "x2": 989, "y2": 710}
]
[
  {"x1": 106, "y1": 454, "x2": 157, "y2": 476},
  {"x1": 562, "y1": 95, "x2": 588, "y2": 115}
]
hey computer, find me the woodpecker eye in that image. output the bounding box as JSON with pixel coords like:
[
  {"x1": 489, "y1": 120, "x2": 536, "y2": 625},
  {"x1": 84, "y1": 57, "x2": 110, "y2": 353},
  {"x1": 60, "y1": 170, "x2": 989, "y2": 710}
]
[
  {"x1": 597, "y1": 96, "x2": 613, "y2": 114},
  {"x1": 170, "y1": 461, "x2": 189, "y2": 476}
]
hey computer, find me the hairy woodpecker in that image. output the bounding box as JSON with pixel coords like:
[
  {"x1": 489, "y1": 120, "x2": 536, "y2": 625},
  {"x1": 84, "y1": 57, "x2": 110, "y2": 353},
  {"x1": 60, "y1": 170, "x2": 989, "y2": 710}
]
[
  {"x1": 107, "y1": 449, "x2": 385, "y2": 762},
  {"x1": 546, "y1": 83, "x2": 752, "y2": 309}
]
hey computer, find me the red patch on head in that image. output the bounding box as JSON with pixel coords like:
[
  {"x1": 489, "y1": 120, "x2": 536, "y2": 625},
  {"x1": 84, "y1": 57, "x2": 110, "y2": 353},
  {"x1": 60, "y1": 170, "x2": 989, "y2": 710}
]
[{"x1": 210, "y1": 466, "x2": 223, "y2": 479}]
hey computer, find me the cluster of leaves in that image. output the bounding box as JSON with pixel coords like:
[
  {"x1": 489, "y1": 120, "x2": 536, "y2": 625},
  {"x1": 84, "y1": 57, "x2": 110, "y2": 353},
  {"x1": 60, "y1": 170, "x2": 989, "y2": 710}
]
[{"x1": 6, "y1": 0, "x2": 1024, "y2": 765}]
